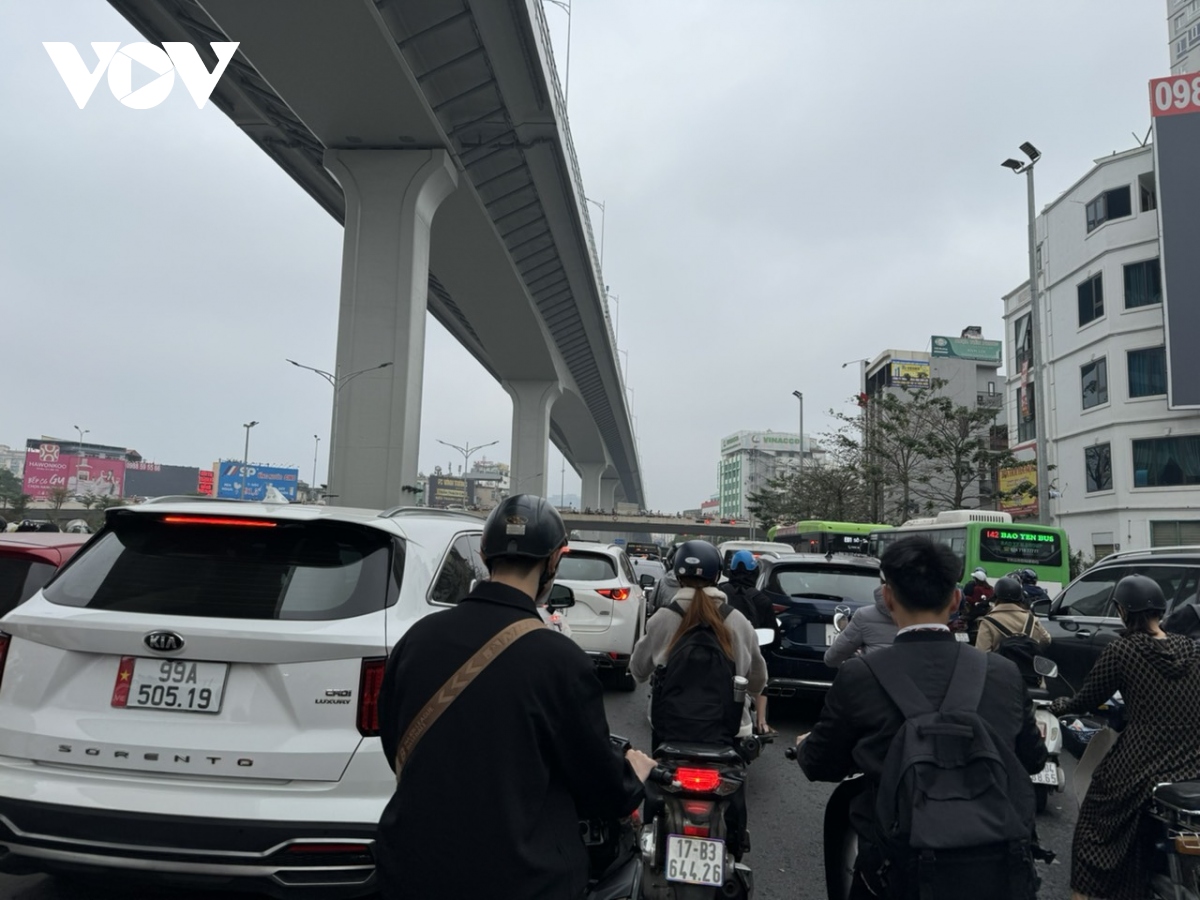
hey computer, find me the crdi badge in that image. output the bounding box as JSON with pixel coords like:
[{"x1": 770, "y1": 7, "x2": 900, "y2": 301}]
[{"x1": 43, "y1": 41, "x2": 240, "y2": 109}]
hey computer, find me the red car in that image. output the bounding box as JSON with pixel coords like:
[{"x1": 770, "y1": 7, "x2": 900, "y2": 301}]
[{"x1": 0, "y1": 533, "x2": 90, "y2": 618}]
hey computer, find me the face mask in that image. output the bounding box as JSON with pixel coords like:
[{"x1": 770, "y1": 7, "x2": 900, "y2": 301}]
[{"x1": 534, "y1": 556, "x2": 560, "y2": 605}]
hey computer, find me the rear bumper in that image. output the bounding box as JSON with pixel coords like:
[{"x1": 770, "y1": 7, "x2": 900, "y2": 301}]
[
  {"x1": 0, "y1": 797, "x2": 378, "y2": 898},
  {"x1": 766, "y1": 652, "x2": 836, "y2": 695},
  {"x1": 586, "y1": 651, "x2": 630, "y2": 671},
  {"x1": 765, "y1": 676, "x2": 834, "y2": 697}
]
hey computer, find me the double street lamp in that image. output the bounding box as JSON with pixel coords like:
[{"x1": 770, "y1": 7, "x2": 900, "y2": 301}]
[
  {"x1": 1001, "y1": 141, "x2": 1051, "y2": 524},
  {"x1": 241, "y1": 421, "x2": 259, "y2": 500},
  {"x1": 437, "y1": 438, "x2": 499, "y2": 477}
]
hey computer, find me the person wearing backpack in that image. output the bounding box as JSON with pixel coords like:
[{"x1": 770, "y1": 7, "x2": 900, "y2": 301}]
[
  {"x1": 795, "y1": 536, "x2": 1048, "y2": 900},
  {"x1": 976, "y1": 576, "x2": 1052, "y2": 686}
]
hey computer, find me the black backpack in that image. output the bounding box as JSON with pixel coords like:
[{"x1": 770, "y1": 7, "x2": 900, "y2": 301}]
[
  {"x1": 983, "y1": 613, "x2": 1042, "y2": 687},
  {"x1": 650, "y1": 601, "x2": 741, "y2": 746},
  {"x1": 861, "y1": 646, "x2": 1038, "y2": 900}
]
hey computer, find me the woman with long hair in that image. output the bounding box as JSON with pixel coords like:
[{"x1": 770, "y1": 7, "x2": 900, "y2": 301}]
[{"x1": 1050, "y1": 574, "x2": 1200, "y2": 900}]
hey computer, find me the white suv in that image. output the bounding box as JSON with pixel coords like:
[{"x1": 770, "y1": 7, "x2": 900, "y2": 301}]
[
  {"x1": 0, "y1": 499, "x2": 491, "y2": 898},
  {"x1": 552, "y1": 541, "x2": 647, "y2": 691}
]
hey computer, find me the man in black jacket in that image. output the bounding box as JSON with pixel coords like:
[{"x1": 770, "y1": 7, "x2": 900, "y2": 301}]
[
  {"x1": 718, "y1": 549, "x2": 778, "y2": 734},
  {"x1": 796, "y1": 537, "x2": 1046, "y2": 899},
  {"x1": 376, "y1": 495, "x2": 655, "y2": 900}
]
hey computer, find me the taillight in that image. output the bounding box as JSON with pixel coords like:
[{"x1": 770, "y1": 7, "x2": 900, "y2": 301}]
[
  {"x1": 357, "y1": 658, "x2": 387, "y2": 737},
  {"x1": 161, "y1": 516, "x2": 276, "y2": 527},
  {"x1": 0, "y1": 634, "x2": 9, "y2": 693},
  {"x1": 597, "y1": 588, "x2": 630, "y2": 600},
  {"x1": 286, "y1": 843, "x2": 372, "y2": 855},
  {"x1": 1036, "y1": 720, "x2": 1047, "y2": 740},
  {"x1": 772, "y1": 603, "x2": 789, "y2": 614},
  {"x1": 675, "y1": 766, "x2": 722, "y2": 793},
  {"x1": 682, "y1": 799, "x2": 714, "y2": 837}
]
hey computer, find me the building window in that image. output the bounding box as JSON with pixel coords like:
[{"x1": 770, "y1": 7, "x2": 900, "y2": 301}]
[
  {"x1": 1035, "y1": 242, "x2": 1043, "y2": 273},
  {"x1": 1133, "y1": 436, "x2": 1200, "y2": 487},
  {"x1": 1124, "y1": 258, "x2": 1162, "y2": 309},
  {"x1": 1139, "y1": 172, "x2": 1157, "y2": 212},
  {"x1": 1078, "y1": 273, "x2": 1104, "y2": 326},
  {"x1": 1128, "y1": 346, "x2": 1168, "y2": 398},
  {"x1": 1085, "y1": 185, "x2": 1133, "y2": 233},
  {"x1": 1016, "y1": 386, "x2": 1036, "y2": 442},
  {"x1": 1151, "y1": 520, "x2": 1200, "y2": 546},
  {"x1": 1014, "y1": 313, "x2": 1032, "y2": 373},
  {"x1": 1081, "y1": 358, "x2": 1108, "y2": 410},
  {"x1": 1085, "y1": 443, "x2": 1113, "y2": 492}
]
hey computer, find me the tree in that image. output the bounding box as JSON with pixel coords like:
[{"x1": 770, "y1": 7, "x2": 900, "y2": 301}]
[
  {"x1": 47, "y1": 487, "x2": 71, "y2": 523},
  {"x1": 7, "y1": 493, "x2": 31, "y2": 518},
  {"x1": 746, "y1": 423, "x2": 873, "y2": 527}
]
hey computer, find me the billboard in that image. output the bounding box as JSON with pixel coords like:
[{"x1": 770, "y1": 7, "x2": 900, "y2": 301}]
[
  {"x1": 124, "y1": 462, "x2": 202, "y2": 497},
  {"x1": 720, "y1": 431, "x2": 802, "y2": 454},
  {"x1": 197, "y1": 469, "x2": 214, "y2": 496},
  {"x1": 215, "y1": 461, "x2": 299, "y2": 501},
  {"x1": 890, "y1": 359, "x2": 931, "y2": 388},
  {"x1": 22, "y1": 441, "x2": 125, "y2": 500},
  {"x1": 998, "y1": 462, "x2": 1038, "y2": 518},
  {"x1": 427, "y1": 475, "x2": 469, "y2": 508},
  {"x1": 1152, "y1": 73, "x2": 1200, "y2": 408},
  {"x1": 931, "y1": 335, "x2": 1003, "y2": 363}
]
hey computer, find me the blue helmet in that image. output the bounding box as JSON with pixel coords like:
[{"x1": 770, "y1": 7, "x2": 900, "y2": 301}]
[
  {"x1": 673, "y1": 540, "x2": 722, "y2": 584},
  {"x1": 730, "y1": 550, "x2": 758, "y2": 573}
]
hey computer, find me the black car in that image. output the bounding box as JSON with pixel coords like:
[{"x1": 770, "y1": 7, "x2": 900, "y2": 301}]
[
  {"x1": 755, "y1": 553, "x2": 881, "y2": 696},
  {"x1": 1035, "y1": 547, "x2": 1200, "y2": 696}
]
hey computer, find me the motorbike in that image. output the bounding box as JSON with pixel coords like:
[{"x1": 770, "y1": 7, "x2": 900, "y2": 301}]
[
  {"x1": 583, "y1": 735, "x2": 644, "y2": 900},
  {"x1": 1029, "y1": 656, "x2": 1066, "y2": 813},
  {"x1": 637, "y1": 629, "x2": 775, "y2": 899}
]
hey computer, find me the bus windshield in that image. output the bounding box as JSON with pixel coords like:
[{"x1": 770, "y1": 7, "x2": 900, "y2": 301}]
[{"x1": 771, "y1": 521, "x2": 889, "y2": 555}]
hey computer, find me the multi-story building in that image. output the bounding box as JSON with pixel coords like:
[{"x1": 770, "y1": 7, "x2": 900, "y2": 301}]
[
  {"x1": 718, "y1": 431, "x2": 818, "y2": 520},
  {"x1": 1168, "y1": 0, "x2": 1200, "y2": 74},
  {"x1": 1002, "y1": 142, "x2": 1200, "y2": 558},
  {"x1": 0, "y1": 445, "x2": 24, "y2": 479}
]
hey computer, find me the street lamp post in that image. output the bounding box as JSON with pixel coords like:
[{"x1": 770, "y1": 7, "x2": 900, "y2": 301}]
[
  {"x1": 1002, "y1": 142, "x2": 1051, "y2": 524},
  {"x1": 286, "y1": 359, "x2": 393, "y2": 497},
  {"x1": 791, "y1": 391, "x2": 804, "y2": 503},
  {"x1": 73, "y1": 425, "x2": 90, "y2": 448},
  {"x1": 544, "y1": 0, "x2": 572, "y2": 104},
  {"x1": 586, "y1": 196, "x2": 605, "y2": 269},
  {"x1": 241, "y1": 421, "x2": 259, "y2": 500},
  {"x1": 312, "y1": 435, "x2": 320, "y2": 496},
  {"x1": 436, "y1": 439, "x2": 499, "y2": 478}
]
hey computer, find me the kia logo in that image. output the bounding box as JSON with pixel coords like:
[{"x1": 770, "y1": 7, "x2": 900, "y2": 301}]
[{"x1": 144, "y1": 631, "x2": 184, "y2": 653}]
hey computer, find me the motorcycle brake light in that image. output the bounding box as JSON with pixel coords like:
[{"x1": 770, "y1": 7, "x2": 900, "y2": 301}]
[
  {"x1": 1036, "y1": 721, "x2": 1047, "y2": 740},
  {"x1": 682, "y1": 799, "x2": 714, "y2": 837},
  {"x1": 675, "y1": 767, "x2": 721, "y2": 792},
  {"x1": 597, "y1": 588, "x2": 630, "y2": 600}
]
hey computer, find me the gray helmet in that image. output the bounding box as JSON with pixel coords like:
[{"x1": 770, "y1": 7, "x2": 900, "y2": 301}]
[
  {"x1": 993, "y1": 576, "x2": 1024, "y2": 604},
  {"x1": 480, "y1": 494, "x2": 567, "y2": 562},
  {"x1": 1112, "y1": 574, "x2": 1167, "y2": 614}
]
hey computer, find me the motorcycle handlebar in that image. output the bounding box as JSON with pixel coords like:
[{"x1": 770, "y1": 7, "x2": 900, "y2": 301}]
[{"x1": 648, "y1": 766, "x2": 676, "y2": 786}]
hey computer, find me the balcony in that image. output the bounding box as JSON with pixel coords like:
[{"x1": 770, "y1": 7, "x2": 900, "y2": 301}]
[{"x1": 976, "y1": 393, "x2": 1003, "y2": 409}]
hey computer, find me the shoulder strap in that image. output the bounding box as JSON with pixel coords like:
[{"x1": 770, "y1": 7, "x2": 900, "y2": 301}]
[
  {"x1": 861, "y1": 650, "x2": 935, "y2": 719},
  {"x1": 395, "y1": 617, "x2": 544, "y2": 780},
  {"x1": 718, "y1": 603, "x2": 733, "y2": 621},
  {"x1": 983, "y1": 616, "x2": 1016, "y2": 638},
  {"x1": 1022, "y1": 613, "x2": 1035, "y2": 636},
  {"x1": 668, "y1": 600, "x2": 686, "y2": 617},
  {"x1": 939, "y1": 644, "x2": 987, "y2": 713}
]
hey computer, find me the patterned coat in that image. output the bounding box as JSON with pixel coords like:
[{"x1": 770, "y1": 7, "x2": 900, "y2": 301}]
[{"x1": 1050, "y1": 632, "x2": 1200, "y2": 899}]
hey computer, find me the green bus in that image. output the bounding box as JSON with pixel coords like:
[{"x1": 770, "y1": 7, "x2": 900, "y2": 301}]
[
  {"x1": 866, "y1": 510, "x2": 1071, "y2": 594},
  {"x1": 767, "y1": 520, "x2": 892, "y2": 556}
]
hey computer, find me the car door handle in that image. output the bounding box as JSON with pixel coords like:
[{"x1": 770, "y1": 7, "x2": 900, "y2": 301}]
[{"x1": 1074, "y1": 630, "x2": 1093, "y2": 639}]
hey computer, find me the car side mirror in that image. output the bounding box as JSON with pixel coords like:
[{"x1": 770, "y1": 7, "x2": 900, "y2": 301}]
[
  {"x1": 546, "y1": 583, "x2": 575, "y2": 612},
  {"x1": 639, "y1": 574, "x2": 655, "y2": 588},
  {"x1": 1033, "y1": 656, "x2": 1059, "y2": 679},
  {"x1": 1030, "y1": 598, "x2": 1051, "y2": 617},
  {"x1": 754, "y1": 628, "x2": 774, "y2": 646}
]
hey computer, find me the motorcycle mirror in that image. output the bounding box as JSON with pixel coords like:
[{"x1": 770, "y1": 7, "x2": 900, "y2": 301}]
[
  {"x1": 753, "y1": 628, "x2": 774, "y2": 646},
  {"x1": 1033, "y1": 656, "x2": 1059, "y2": 679},
  {"x1": 546, "y1": 583, "x2": 575, "y2": 612}
]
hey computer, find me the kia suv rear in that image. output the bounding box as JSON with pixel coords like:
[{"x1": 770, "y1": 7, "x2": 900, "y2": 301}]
[{"x1": 0, "y1": 500, "x2": 485, "y2": 897}]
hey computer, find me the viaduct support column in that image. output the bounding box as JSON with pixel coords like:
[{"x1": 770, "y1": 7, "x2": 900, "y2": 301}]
[
  {"x1": 322, "y1": 149, "x2": 457, "y2": 509},
  {"x1": 506, "y1": 380, "x2": 560, "y2": 499},
  {"x1": 578, "y1": 462, "x2": 606, "y2": 511},
  {"x1": 600, "y1": 474, "x2": 620, "y2": 511}
]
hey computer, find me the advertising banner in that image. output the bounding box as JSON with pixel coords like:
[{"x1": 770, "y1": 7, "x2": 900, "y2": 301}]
[
  {"x1": 931, "y1": 335, "x2": 1003, "y2": 363},
  {"x1": 124, "y1": 463, "x2": 202, "y2": 497},
  {"x1": 428, "y1": 475, "x2": 469, "y2": 508},
  {"x1": 215, "y1": 461, "x2": 299, "y2": 501},
  {"x1": 890, "y1": 360, "x2": 931, "y2": 388},
  {"x1": 197, "y1": 470, "x2": 214, "y2": 496},
  {"x1": 22, "y1": 442, "x2": 125, "y2": 500},
  {"x1": 998, "y1": 462, "x2": 1038, "y2": 518},
  {"x1": 720, "y1": 432, "x2": 802, "y2": 454}
]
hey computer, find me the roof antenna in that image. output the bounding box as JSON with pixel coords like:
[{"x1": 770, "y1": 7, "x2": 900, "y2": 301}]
[{"x1": 1132, "y1": 124, "x2": 1152, "y2": 147}]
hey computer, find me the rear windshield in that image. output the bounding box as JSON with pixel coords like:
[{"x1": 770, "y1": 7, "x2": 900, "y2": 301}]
[
  {"x1": 557, "y1": 552, "x2": 618, "y2": 582},
  {"x1": 43, "y1": 514, "x2": 397, "y2": 620},
  {"x1": 768, "y1": 565, "x2": 879, "y2": 604},
  {"x1": 0, "y1": 556, "x2": 59, "y2": 617}
]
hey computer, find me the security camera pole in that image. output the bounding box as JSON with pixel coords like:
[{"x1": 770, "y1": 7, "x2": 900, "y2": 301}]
[{"x1": 1002, "y1": 143, "x2": 1051, "y2": 525}]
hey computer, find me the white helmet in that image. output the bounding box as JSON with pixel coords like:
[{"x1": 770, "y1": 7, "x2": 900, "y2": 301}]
[{"x1": 972, "y1": 568, "x2": 987, "y2": 581}]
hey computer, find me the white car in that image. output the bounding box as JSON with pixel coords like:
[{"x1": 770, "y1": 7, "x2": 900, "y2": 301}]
[
  {"x1": 552, "y1": 541, "x2": 647, "y2": 691},
  {"x1": 0, "y1": 499, "x2": 492, "y2": 897}
]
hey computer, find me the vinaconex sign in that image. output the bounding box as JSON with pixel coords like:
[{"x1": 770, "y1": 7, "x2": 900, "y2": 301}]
[{"x1": 43, "y1": 41, "x2": 239, "y2": 109}]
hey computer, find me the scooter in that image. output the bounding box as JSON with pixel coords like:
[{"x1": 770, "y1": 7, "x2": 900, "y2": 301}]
[
  {"x1": 1029, "y1": 656, "x2": 1066, "y2": 813},
  {"x1": 583, "y1": 735, "x2": 644, "y2": 900}
]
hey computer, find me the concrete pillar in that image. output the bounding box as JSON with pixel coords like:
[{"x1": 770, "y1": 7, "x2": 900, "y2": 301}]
[
  {"x1": 578, "y1": 462, "x2": 606, "y2": 511},
  {"x1": 600, "y1": 474, "x2": 620, "y2": 511},
  {"x1": 506, "y1": 380, "x2": 560, "y2": 499},
  {"x1": 322, "y1": 149, "x2": 458, "y2": 509}
]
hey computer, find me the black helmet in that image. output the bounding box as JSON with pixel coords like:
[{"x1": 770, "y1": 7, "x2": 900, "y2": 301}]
[
  {"x1": 993, "y1": 576, "x2": 1024, "y2": 603},
  {"x1": 480, "y1": 494, "x2": 567, "y2": 561},
  {"x1": 1019, "y1": 568, "x2": 1039, "y2": 584},
  {"x1": 673, "y1": 540, "x2": 722, "y2": 584},
  {"x1": 15, "y1": 520, "x2": 39, "y2": 532},
  {"x1": 1112, "y1": 574, "x2": 1167, "y2": 613}
]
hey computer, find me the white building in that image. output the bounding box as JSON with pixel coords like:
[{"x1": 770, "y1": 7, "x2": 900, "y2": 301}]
[
  {"x1": 718, "y1": 431, "x2": 820, "y2": 519},
  {"x1": 1003, "y1": 143, "x2": 1200, "y2": 559},
  {"x1": 1168, "y1": 0, "x2": 1200, "y2": 74},
  {"x1": 0, "y1": 445, "x2": 23, "y2": 479}
]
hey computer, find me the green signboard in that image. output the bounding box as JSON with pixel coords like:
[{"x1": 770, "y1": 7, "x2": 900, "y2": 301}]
[{"x1": 931, "y1": 335, "x2": 1002, "y2": 363}]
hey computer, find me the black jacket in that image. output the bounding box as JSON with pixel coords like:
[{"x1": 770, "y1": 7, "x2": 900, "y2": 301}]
[
  {"x1": 718, "y1": 575, "x2": 777, "y2": 633},
  {"x1": 797, "y1": 631, "x2": 1047, "y2": 840},
  {"x1": 376, "y1": 581, "x2": 644, "y2": 900}
]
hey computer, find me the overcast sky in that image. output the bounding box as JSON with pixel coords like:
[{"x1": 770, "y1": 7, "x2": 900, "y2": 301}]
[{"x1": 0, "y1": 1, "x2": 1168, "y2": 511}]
